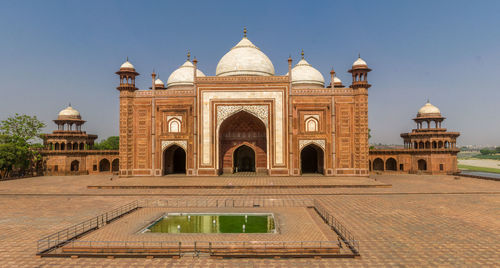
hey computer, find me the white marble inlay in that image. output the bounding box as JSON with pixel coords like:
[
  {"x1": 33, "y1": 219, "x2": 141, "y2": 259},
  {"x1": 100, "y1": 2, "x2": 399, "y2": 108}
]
[
  {"x1": 216, "y1": 105, "x2": 268, "y2": 128},
  {"x1": 201, "y1": 90, "x2": 284, "y2": 165},
  {"x1": 161, "y1": 140, "x2": 187, "y2": 151},
  {"x1": 299, "y1": 139, "x2": 325, "y2": 150}
]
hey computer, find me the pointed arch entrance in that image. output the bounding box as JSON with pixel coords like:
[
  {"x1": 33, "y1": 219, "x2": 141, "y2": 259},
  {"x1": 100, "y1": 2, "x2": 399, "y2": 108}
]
[
  {"x1": 418, "y1": 159, "x2": 427, "y2": 171},
  {"x1": 163, "y1": 145, "x2": 186, "y2": 175},
  {"x1": 300, "y1": 144, "x2": 324, "y2": 174},
  {"x1": 219, "y1": 111, "x2": 267, "y2": 174},
  {"x1": 233, "y1": 145, "x2": 255, "y2": 172}
]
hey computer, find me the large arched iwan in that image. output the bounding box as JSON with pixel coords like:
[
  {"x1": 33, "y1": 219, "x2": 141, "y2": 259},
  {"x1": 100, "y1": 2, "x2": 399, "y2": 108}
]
[{"x1": 219, "y1": 111, "x2": 267, "y2": 174}]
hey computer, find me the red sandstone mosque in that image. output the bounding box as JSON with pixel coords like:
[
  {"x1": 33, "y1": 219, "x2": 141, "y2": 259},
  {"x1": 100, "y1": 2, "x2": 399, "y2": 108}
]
[{"x1": 41, "y1": 30, "x2": 459, "y2": 176}]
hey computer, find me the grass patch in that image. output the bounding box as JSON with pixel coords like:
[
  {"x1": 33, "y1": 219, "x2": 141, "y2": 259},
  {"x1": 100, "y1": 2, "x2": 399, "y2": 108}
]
[{"x1": 458, "y1": 164, "x2": 500, "y2": 174}]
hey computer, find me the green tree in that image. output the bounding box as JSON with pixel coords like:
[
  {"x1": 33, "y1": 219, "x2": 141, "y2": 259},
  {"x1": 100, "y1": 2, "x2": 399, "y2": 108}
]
[
  {"x1": 480, "y1": 148, "x2": 495, "y2": 155},
  {"x1": 94, "y1": 136, "x2": 119, "y2": 150},
  {"x1": 0, "y1": 114, "x2": 45, "y2": 179},
  {"x1": 496, "y1": 146, "x2": 500, "y2": 153}
]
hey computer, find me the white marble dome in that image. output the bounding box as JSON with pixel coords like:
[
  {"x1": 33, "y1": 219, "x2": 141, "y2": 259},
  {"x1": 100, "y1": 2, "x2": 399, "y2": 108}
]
[
  {"x1": 216, "y1": 37, "x2": 275, "y2": 76},
  {"x1": 58, "y1": 105, "x2": 81, "y2": 120},
  {"x1": 333, "y1": 76, "x2": 342, "y2": 84},
  {"x1": 352, "y1": 57, "x2": 367, "y2": 68},
  {"x1": 417, "y1": 101, "x2": 441, "y2": 117},
  {"x1": 154, "y1": 78, "x2": 164, "y2": 87},
  {"x1": 120, "y1": 60, "x2": 135, "y2": 70},
  {"x1": 166, "y1": 60, "x2": 205, "y2": 88},
  {"x1": 289, "y1": 58, "x2": 324, "y2": 87}
]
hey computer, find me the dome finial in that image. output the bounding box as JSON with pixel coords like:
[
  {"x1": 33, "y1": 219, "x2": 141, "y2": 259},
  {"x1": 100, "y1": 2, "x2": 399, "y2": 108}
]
[
  {"x1": 69, "y1": 102, "x2": 71, "y2": 107},
  {"x1": 358, "y1": 53, "x2": 361, "y2": 58},
  {"x1": 427, "y1": 98, "x2": 430, "y2": 103},
  {"x1": 243, "y1": 27, "x2": 247, "y2": 37},
  {"x1": 301, "y1": 49, "x2": 304, "y2": 59},
  {"x1": 187, "y1": 51, "x2": 191, "y2": 61},
  {"x1": 126, "y1": 56, "x2": 129, "y2": 61}
]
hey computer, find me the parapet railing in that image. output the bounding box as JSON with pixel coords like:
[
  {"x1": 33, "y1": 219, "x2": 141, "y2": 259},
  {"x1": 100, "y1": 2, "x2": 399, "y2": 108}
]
[
  {"x1": 140, "y1": 198, "x2": 313, "y2": 208},
  {"x1": 36, "y1": 200, "x2": 139, "y2": 255},
  {"x1": 51, "y1": 240, "x2": 346, "y2": 257},
  {"x1": 313, "y1": 199, "x2": 360, "y2": 255}
]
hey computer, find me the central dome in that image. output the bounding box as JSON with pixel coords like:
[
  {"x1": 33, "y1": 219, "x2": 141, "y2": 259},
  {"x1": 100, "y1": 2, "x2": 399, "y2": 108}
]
[
  {"x1": 417, "y1": 101, "x2": 441, "y2": 117},
  {"x1": 216, "y1": 37, "x2": 275, "y2": 76}
]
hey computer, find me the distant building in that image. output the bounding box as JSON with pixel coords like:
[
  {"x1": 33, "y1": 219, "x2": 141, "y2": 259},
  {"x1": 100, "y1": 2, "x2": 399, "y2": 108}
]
[
  {"x1": 41, "y1": 105, "x2": 119, "y2": 175},
  {"x1": 369, "y1": 102, "x2": 460, "y2": 174}
]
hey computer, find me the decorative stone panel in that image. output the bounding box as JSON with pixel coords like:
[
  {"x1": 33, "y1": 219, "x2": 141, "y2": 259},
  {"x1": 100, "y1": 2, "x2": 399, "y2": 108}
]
[
  {"x1": 299, "y1": 139, "x2": 326, "y2": 150},
  {"x1": 217, "y1": 105, "x2": 268, "y2": 129},
  {"x1": 161, "y1": 140, "x2": 187, "y2": 151}
]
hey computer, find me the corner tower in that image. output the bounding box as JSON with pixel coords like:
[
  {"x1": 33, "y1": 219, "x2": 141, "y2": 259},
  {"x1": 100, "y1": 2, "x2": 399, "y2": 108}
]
[
  {"x1": 348, "y1": 56, "x2": 371, "y2": 174},
  {"x1": 116, "y1": 59, "x2": 139, "y2": 177}
]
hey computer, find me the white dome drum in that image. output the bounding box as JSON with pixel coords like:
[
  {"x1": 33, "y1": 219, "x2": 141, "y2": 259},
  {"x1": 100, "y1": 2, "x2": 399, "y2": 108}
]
[
  {"x1": 417, "y1": 101, "x2": 441, "y2": 117},
  {"x1": 166, "y1": 60, "x2": 205, "y2": 88},
  {"x1": 216, "y1": 37, "x2": 275, "y2": 76},
  {"x1": 289, "y1": 57, "x2": 324, "y2": 88},
  {"x1": 58, "y1": 105, "x2": 81, "y2": 120}
]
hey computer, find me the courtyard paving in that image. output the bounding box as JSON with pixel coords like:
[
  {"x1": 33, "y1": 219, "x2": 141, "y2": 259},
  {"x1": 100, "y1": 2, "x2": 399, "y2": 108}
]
[{"x1": 0, "y1": 174, "x2": 498, "y2": 267}]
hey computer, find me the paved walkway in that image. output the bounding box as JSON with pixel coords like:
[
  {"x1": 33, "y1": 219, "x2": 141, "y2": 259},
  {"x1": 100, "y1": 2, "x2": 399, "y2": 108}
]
[{"x1": 0, "y1": 174, "x2": 499, "y2": 267}]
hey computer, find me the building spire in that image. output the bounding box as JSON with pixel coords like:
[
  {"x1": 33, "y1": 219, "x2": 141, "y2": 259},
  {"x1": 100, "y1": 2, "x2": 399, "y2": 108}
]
[
  {"x1": 187, "y1": 50, "x2": 191, "y2": 61},
  {"x1": 358, "y1": 53, "x2": 361, "y2": 58},
  {"x1": 301, "y1": 49, "x2": 304, "y2": 59},
  {"x1": 243, "y1": 27, "x2": 247, "y2": 37},
  {"x1": 126, "y1": 56, "x2": 129, "y2": 62}
]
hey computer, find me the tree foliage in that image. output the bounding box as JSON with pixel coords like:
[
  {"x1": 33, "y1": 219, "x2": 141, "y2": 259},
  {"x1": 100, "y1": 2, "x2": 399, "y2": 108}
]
[
  {"x1": 94, "y1": 136, "x2": 119, "y2": 150},
  {"x1": 0, "y1": 114, "x2": 45, "y2": 179}
]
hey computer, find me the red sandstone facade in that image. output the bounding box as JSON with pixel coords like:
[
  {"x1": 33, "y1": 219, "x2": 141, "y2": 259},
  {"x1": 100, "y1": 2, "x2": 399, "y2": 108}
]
[
  {"x1": 369, "y1": 102, "x2": 460, "y2": 174},
  {"x1": 116, "y1": 34, "x2": 371, "y2": 177}
]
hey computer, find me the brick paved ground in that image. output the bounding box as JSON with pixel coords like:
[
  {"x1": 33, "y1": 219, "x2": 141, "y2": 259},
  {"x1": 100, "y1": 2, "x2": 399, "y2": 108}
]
[{"x1": 0, "y1": 174, "x2": 499, "y2": 267}]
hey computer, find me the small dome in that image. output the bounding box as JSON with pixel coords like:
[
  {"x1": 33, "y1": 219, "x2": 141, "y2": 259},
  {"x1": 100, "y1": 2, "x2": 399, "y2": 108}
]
[
  {"x1": 154, "y1": 78, "x2": 164, "y2": 87},
  {"x1": 417, "y1": 101, "x2": 441, "y2": 117},
  {"x1": 216, "y1": 37, "x2": 275, "y2": 76},
  {"x1": 290, "y1": 58, "x2": 324, "y2": 87},
  {"x1": 333, "y1": 76, "x2": 342, "y2": 84},
  {"x1": 120, "y1": 60, "x2": 135, "y2": 70},
  {"x1": 58, "y1": 105, "x2": 81, "y2": 120},
  {"x1": 352, "y1": 57, "x2": 368, "y2": 68},
  {"x1": 166, "y1": 60, "x2": 205, "y2": 88}
]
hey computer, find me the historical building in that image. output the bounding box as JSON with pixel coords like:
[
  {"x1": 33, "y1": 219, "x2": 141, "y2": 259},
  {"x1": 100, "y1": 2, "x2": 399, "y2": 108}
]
[
  {"x1": 116, "y1": 30, "x2": 371, "y2": 177},
  {"x1": 369, "y1": 101, "x2": 460, "y2": 174},
  {"x1": 41, "y1": 105, "x2": 119, "y2": 175}
]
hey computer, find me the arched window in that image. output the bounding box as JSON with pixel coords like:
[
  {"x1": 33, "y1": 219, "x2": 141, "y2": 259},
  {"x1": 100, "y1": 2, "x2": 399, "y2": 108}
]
[
  {"x1": 99, "y1": 159, "x2": 110, "y2": 172},
  {"x1": 305, "y1": 117, "x2": 319, "y2": 132},
  {"x1": 438, "y1": 141, "x2": 443, "y2": 148},
  {"x1": 55, "y1": 143, "x2": 60, "y2": 150},
  {"x1": 79, "y1": 143, "x2": 85, "y2": 150},
  {"x1": 112, "y1": 159, "x2": 119, "y2": 172},
  {"x1": 425, "y1": 141, "x2": 430, "y2": 149},
  {"x1": 73, "y1": 143, "x2": 78, "y2": 150},
  {"x1": 419, "y1": 142, "x2": 424, "y2": 149},
  {"x1": 432, "y1": 141, "x2": 437, "y2": 149},
  {"x1": 444, "y1": 141, "x2": 449, "y2": 148},
  {"x1": 168, "y1": 119, "x2": 181, "y2": 133},
  {"x1": 61, "y1": 143, "x2": 65, "y2": 150}
]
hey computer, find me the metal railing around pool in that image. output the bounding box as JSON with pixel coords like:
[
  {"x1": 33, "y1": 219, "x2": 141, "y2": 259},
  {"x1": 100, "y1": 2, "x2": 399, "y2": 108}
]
[
  {"x1": 51, "y1": 240, "x2": 347, "y2": 257},
  {"x1": 313, "y1": 199, "x2": 360, "y2": 255},
  {"x1": 140, "y1": 198, "x2": 314, "y2": 208},
  {"x1": 36, "y1": 200, "x2": 139, "y2": 255}
]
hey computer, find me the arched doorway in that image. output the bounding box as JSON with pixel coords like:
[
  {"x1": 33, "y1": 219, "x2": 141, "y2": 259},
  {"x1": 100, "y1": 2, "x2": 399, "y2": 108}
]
[
  {"x1": 386, "y1": 158, "x2": 397, "y2": 171},
  {"x1": 163, "y1": 145, "x2": 186, "y2": 175},
  {"x1": 300, "y1": 144, "x2": 324, "y2": 174},
  {"x1": 233, "y1": 145, "x2": 255, "y2": 172},
  {"x1": 418, "y1": 159, "x2": 427, "y2": 171},
  {"x1": 219, "y1": 111, "x2": 266, "y2": 174},
  {"x1": 99, "y1": 159, "x2": 110, "y2": 172},
  {"x1": 373, "y1": 158, "x2": 384, "y2": 171},
  {"x1": 70, "y1": 160, "x2": 79, "y2": 172},
  {"x1": 111, "y1": 159, "x2": 119, "y2": 172}
]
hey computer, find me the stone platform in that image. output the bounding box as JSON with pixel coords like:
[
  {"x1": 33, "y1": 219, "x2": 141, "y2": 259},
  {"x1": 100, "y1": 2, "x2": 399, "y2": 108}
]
[{"x1": 87, "y1": 176, "x2": 390, "y2": 190}]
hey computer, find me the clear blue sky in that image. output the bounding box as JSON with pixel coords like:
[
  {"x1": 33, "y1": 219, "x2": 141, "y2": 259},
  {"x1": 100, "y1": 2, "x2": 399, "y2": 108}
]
[{"x1": 0, "y1": 0, "x2": 499, "y2": 146}]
